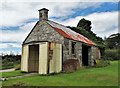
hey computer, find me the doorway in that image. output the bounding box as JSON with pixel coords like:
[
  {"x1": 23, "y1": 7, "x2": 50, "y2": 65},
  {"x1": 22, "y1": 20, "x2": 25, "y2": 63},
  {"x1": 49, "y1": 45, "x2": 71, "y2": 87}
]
[
  {"x1": 82, "y1": 44, "x2": 90, "y2": 66},
  {"x1": 28, "y1": 44, "x2": 39, "y2": 72}
]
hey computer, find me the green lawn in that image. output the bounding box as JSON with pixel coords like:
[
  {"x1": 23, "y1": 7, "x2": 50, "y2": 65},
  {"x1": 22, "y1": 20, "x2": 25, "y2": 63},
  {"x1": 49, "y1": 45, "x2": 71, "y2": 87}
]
[
  {"x1": 2, "y1": 70, "x2": 28, "y2": 78},
  {"x1": 2, "y1": 61, "x2": 119, "y2": 86}
]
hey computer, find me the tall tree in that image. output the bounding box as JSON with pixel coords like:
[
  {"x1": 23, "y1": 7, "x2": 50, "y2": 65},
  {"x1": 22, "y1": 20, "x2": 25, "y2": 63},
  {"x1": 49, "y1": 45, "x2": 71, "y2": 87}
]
[
  {"x1": 67, "y1": 18, "x2": 105, "y2": 56},
  {"x1": 77, "y1": 18, "x2": 92, "y2": 32},
  {"x1": 105, "y1": 33, "x2": 120, "y2": 49}
]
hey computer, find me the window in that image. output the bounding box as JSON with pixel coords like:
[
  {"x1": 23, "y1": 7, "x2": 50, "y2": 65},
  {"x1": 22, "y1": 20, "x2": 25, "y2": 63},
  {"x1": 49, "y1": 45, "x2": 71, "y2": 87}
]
[{"x1": 72, "y1": 42, "x2": 76, "y2": 54}]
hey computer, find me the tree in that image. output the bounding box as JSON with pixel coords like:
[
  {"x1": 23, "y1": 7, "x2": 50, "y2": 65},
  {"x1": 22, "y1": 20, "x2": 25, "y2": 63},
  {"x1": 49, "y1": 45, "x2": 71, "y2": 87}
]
[
  {"x1": 105, "y1": 33, "x2": 120, "y2": 49},
  {"x1": 67, "y1": 18, "x2": 105, "y2": 56},
  {"x1": 77, "y1": 18, "x2": 92, "y2": 32}
]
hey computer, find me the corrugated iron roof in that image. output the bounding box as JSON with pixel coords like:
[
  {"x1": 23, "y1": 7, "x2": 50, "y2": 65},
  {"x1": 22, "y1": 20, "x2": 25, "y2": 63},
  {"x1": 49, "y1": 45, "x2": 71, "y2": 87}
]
[{"x1": 47, "y1": 20, "x2": 96, "y2": 46}]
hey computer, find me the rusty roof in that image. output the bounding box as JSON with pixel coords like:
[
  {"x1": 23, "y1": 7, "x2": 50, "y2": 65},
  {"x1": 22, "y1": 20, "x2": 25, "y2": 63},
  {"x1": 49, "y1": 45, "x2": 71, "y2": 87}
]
[{"x1": 47, "y1": 20, "x2": 96, "y2": 46}]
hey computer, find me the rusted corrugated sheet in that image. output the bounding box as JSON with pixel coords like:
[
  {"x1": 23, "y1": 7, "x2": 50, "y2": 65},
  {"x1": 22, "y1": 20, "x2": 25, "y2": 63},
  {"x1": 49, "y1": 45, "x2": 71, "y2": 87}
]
[{"x1": 47, "y1": 21, "x2": 96, "y2": 46}]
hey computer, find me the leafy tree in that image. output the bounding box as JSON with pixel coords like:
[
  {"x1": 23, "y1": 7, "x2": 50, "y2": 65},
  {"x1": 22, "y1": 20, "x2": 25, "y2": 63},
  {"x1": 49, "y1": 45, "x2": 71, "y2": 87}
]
[
  {"x1": 67, "y1": 18, "x2": 105, "y2": 56},
  {"x1": 77, "y1": 18, "x2": 92, "y2": 32},
  {"x1": 105, "y1": 33, "x2": 120, "y2": 49},
  {"x1": 1, "y1": 54, "x2": 21, "y2": 70}
]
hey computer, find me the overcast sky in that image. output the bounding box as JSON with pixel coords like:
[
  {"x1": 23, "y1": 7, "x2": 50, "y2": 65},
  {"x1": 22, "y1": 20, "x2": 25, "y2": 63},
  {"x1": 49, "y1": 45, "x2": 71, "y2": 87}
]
[{"x1": 0, "y1": 0, "x2": 119, "y2": 55}]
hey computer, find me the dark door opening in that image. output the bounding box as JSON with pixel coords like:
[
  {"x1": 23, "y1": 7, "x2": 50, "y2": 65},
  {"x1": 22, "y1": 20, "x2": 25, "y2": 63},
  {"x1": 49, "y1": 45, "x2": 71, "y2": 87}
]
[
  {"x1": 28, "y1": 44, "x2": 39, "y2": 72},
  {"x1": 82, "y1": 44, "x2": 90, "y2": 66}
]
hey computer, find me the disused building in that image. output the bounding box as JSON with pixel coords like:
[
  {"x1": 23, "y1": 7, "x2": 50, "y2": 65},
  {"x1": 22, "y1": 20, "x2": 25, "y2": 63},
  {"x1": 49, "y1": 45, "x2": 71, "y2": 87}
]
[{"x1": 21, "y1": 8, "x2": 101, "y2": 74}]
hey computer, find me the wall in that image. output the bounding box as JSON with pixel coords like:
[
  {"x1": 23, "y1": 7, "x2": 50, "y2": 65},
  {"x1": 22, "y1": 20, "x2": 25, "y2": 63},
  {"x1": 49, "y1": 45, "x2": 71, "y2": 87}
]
[
  {"x1": 88, "y1": 46, "x2": 101, "y2": 66},
  {"x1": 49, "y1": 43, "x2": 62, "y2": 73},
  {"x1": 96, "y1": 47, "x2": 101, "y2": 60},
  {"x1": 63, "y1": 38, "x2": 100, "y2": 67},
  {"x1": 63, "y1": 38, "x2": 82, "y2": 66},
  {"x1": 39, "y1": 42, "x2": 48, "y2": 74},
  {"x1": 23, "y1": 21, "x2": 64, "y2": 44},
  {"x1": 75, "y1": 42, "x2": 82, "y2": 66},
  {"x1": 38, "y1": 42, "x2": 62, "y2": 74},
  {"x1": 21, "y1": 45, "x2": 29, "y2": 72}
]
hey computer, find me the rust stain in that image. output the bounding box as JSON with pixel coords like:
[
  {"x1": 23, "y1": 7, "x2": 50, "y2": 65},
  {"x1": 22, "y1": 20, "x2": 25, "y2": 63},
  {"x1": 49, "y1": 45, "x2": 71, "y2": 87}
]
[
  {"x1": 48, "y1": 21, "x2": 96, "y2": 46},
  {"x1": 52, "y1": 27, "x2": 95, "y2": 46}
]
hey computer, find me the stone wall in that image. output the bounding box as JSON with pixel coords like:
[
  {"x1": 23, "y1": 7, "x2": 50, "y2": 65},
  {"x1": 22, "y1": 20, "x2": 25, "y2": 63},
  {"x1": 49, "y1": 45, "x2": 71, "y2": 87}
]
[
  {"x1": 75, "y1": 42, "x2": 82, "y2": 66},
  {"x1": 63, "y1": 39, "x2": 99, "y2": 67},
  {"x1": 63, "y1": 38, "x2": 70, "y2": 62},
  {"x1": 63, "y1": 59, "x2": 80, "y2": 72},
  {"x1": 88, "y1": 46, "x2": 101, "y2": 66},
  {"x1": 88, "y1": 46, "x2": 98, "y2": 66},
  {"x1": 88, "y1": 47, "x2": 94, "y2": 66},
  {"x1": 63, "y1": 38, "x2": 82, "y2": 66},
  {"x1": 23, "y1": 20, "x2": 99, "y2": 68},
  {"x1": 23, "y1": 21, "x2": 64, "y2": 44}
]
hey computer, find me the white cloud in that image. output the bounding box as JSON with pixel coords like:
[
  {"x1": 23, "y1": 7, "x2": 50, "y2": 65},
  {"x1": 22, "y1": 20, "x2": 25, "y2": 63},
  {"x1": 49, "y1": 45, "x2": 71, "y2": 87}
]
[
  {"x1": 1, "y1": 0, "x2": 119, "y2": 2},
  {"x1": 54, "y1": 11, "x2": 118, "y2": 38},
  {"x1": 0, "y1": 22, "x2": 36, "y2": 55},
  {"x1": 0, "y1": 2, "x2": 102, "y2": 26},
  {"x1": 0, "y1": 43, "x2": 21, "y2": 49},
  {"x1": 0, "y1": 2, "x2": 118, "y2": 54},
  {"x1": 0, "y1": 22, "x2": 36, "y2": 43},
  {"x1": 1, "y1": 11, "x2": 118, "y2": 54}
]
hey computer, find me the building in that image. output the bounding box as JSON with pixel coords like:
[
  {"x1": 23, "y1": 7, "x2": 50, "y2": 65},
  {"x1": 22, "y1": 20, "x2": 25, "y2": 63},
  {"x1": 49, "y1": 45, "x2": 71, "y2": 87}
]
[{"x1": 21, "y1": 8, "x2": 101, "y2": 74}]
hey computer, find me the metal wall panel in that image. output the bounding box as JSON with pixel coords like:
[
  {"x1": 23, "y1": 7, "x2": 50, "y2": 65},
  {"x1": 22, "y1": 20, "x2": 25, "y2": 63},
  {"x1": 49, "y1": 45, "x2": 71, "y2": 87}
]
[
  {"x1": 39, "y1": 42, "x2": 48, "y2": 74},
  {"x1": 49, "y1": 43, "x2": 62, "y2": 73},
  {"x1": 55, "y1": 43, "x2": 62, "y2": 73},
  {"x1": 21, "y1": 45, "x2": 29, "y2": 72}
]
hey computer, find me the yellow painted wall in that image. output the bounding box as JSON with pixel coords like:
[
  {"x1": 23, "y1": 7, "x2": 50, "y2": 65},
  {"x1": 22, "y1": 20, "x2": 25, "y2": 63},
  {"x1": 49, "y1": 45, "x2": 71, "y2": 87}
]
[
  {"x1": 55, "y1": 43, "x2": 62, "y2": 73},
  {"x1": 49, "y1": 43, "x2": 62, "y2": 73},
  {"x1": 39, "y1": 42, "x2": 48, "y2": 74},
  {"x1": 21, "y1": 45, "x2": 29, "y2": 72},
  {"x1": 21, "y1": 42, "x2": 62, "y2": 74}
]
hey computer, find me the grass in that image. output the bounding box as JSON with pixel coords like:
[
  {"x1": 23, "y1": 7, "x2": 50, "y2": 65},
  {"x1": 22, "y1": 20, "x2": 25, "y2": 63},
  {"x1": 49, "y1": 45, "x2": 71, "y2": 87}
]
[
  {"x1": 2, "y1": 61, "x2": 119, "y2": 86},
  {"x1": 2, "y1": 70, "x2": 28, "y2": 78}
]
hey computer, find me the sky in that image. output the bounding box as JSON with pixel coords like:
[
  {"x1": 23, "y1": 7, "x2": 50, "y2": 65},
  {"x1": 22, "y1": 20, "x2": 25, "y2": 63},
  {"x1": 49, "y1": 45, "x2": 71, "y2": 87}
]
[{"x1": 0, "y1": 0, "x2": 119, "y2": 55}]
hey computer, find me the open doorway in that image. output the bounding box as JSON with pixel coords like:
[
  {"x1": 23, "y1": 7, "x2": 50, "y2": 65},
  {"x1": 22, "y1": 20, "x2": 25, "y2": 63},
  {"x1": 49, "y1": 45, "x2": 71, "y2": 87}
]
[
  {"x1": 28, "y1": 44, "x2": 39, "y2": 72},
  {"x1": 82, "y1": 44, "x2": 90, "y2": 66}
]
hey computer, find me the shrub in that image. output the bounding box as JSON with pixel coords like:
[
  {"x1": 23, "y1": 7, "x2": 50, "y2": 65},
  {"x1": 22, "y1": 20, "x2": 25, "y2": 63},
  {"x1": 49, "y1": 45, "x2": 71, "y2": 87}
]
[
  {"x1": 104, "y1": 49, "x2": 119, "y2": 60},
  {"x1": 2, "y1": 61, "x2": 14, "y2": 70},
  {"x1": 1, "y1": 55, "x2": 21, "y2": 70},
  {"x1": 94, "y1": 59, "x2": 110, "y2": 68},
  {"x1": 15, "y1": 64, "x2": 21, "y2": 70}
]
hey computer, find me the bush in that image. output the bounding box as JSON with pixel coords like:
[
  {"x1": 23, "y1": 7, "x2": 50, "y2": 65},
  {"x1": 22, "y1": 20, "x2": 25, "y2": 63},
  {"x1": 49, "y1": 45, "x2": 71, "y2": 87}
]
[
  {"x1": 1, "y1": 55, "x2": 21, "y2": 70},
  {"x1": 15, "y1": 64, "x2": 21, "y2": 70},
  {"x1": 104, "y1": 49, "x2": 119, "y2": 60},
  {"x1": 94, "y1": 60, "x2": 110, "y2": 68},
  {"x1": 2, "y1": 61, "x2": 14, "y2": 70}
]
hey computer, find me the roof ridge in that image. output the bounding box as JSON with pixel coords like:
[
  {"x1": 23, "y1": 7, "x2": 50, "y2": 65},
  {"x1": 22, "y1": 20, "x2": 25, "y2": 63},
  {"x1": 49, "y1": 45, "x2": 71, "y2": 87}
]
[
  {"x1": 47, "y1": 20, "x2": 96, "y2": 46},
  {"x1": 47, "y1": 20, "x2": 93, "y2": 40},
  {"x1": 48, "y1": 20, "x2": 68, "y2": 28}
]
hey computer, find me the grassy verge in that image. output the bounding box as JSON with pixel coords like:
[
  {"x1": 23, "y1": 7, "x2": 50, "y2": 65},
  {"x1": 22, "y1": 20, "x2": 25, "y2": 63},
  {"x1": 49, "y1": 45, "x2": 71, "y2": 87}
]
[
  {"x1": 2, "y1": 70, "x2": 28, "y2": 78},
  {"x1": 2, "y1": 61, "x2": 118, "y2": 86}
]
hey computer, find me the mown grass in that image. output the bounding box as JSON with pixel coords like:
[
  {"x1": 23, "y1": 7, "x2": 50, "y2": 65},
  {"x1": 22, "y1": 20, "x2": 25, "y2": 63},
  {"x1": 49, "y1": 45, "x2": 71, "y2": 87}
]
[
  {"x1": 2, "y1": 70, "x2": 28, "y2": 78},
  {"x1": 2, "y1": 61, "x2": 119, "y2": 86}
]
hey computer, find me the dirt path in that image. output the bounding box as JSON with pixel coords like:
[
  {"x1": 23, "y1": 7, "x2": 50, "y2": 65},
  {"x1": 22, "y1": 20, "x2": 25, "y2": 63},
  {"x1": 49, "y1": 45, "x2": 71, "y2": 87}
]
[{"x1": 0, "y1": 68, "x2": 15, "y2": 72}]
